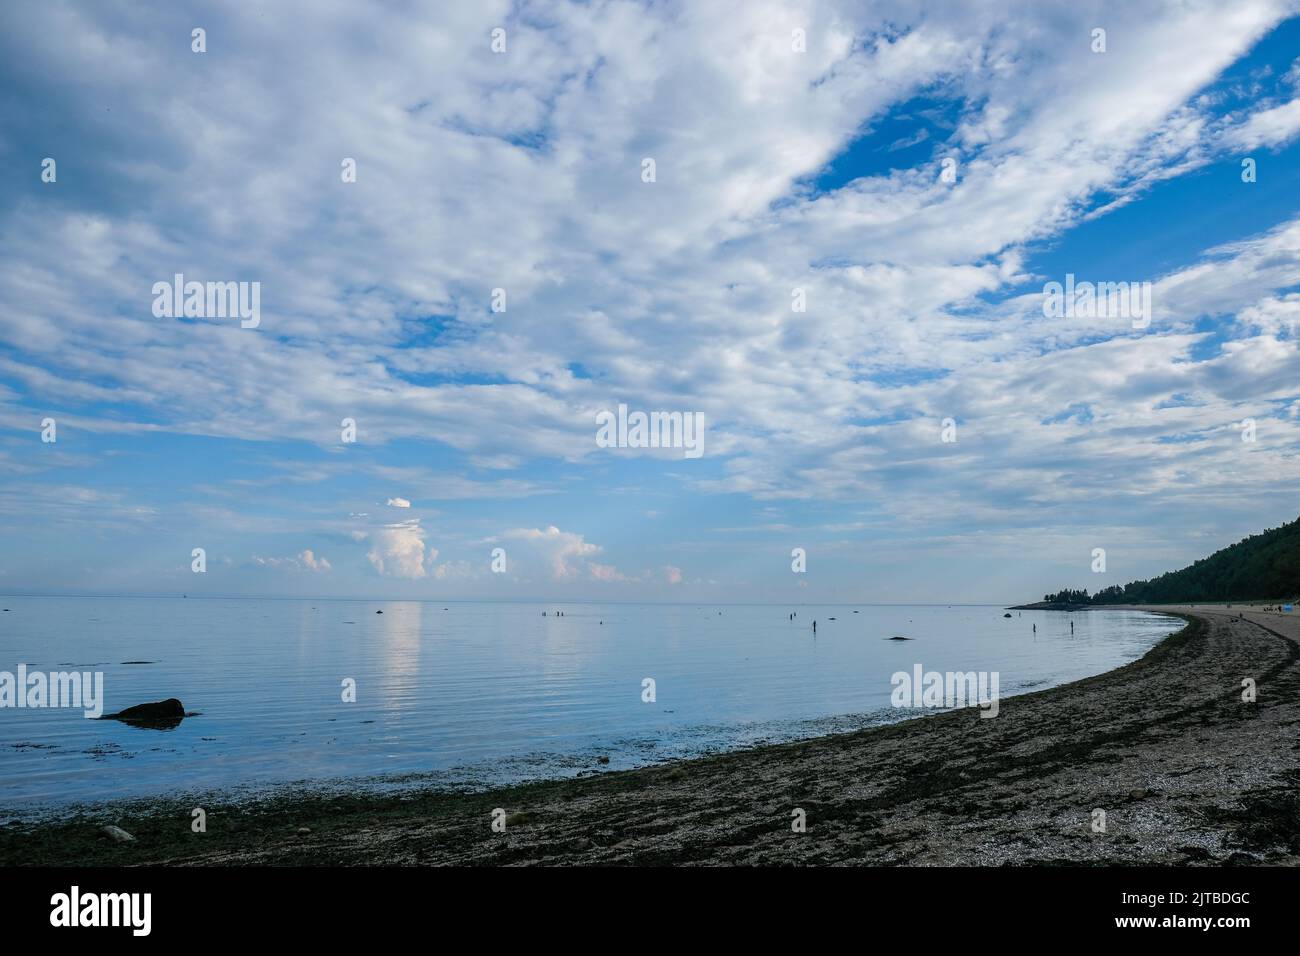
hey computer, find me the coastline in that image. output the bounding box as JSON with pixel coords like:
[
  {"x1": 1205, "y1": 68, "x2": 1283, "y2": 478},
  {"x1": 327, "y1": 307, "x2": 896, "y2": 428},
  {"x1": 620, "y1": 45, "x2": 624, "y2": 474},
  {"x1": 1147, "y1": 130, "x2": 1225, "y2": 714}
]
[{"x1": 3, "y1": 606, "x2": 1298, "y2": 866}]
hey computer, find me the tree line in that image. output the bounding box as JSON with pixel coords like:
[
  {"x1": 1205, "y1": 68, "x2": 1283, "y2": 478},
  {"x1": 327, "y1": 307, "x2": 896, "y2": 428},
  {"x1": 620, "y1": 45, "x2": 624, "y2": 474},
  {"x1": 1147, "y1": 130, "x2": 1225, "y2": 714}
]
[{"x1": 1043, "y1": 516, "x2": 1300, "y2": 605}]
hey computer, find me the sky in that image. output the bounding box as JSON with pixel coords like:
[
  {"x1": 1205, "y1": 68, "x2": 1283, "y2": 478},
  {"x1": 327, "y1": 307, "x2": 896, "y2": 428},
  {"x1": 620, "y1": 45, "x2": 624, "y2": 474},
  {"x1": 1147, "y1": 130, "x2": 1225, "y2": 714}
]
[{"x1": 1, "y1": 0, "x2": 1299, "y2": 604}]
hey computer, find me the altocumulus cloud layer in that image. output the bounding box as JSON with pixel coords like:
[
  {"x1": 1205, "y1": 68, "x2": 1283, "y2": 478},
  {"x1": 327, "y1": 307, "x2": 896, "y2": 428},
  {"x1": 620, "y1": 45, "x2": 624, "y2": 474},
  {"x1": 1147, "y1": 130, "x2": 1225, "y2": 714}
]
[{"x1": 0, "y1": 0, "x2": 1298, "y2": 602}]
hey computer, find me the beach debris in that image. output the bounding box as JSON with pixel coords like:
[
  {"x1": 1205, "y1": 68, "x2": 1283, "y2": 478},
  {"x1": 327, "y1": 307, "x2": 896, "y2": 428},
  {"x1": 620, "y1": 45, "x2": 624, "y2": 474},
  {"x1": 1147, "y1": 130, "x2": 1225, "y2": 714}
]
[
  {"x1": 100, "y1": 825, "x2": 136, "y2": 843},
  {"x1": 99, "y1": 698, "x2": 186, "y2": 729},
  {"x1": 296, "y1": 827, "x2": 312, "y2": 835}
]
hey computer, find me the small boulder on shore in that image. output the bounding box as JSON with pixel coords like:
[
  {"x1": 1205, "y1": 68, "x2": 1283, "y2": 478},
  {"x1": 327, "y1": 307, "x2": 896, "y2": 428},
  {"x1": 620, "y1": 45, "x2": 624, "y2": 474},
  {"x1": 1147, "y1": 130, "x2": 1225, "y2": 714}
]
[{"x1": 100, "y1": 825, "x2": 136, "y2": 843}]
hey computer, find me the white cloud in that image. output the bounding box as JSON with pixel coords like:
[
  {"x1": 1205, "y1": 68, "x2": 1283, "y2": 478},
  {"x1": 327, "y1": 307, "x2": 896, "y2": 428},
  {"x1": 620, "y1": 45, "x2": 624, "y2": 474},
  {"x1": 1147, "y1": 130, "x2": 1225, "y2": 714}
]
[
  {"x1": 1225, "y1": 96, "x2": 1300, "y2": 150},
  {"x1": 433, "y1": 560, "x2": 472, "y2": 580},
  {"x1": 500, "y1": 525, "x2": 604, "y2": 580},
  {"x1": 251, "y1": 549, "x2": 331, "y2": 572},
  {"x1": 386, "y1": 497, "x2": 411, "y2": 508},
  {"x1": 298, "y1": 549, "x2": 330, "y2": 571},
  {"x1": 363, "y1": 519, "x2": 434, "y2": 579},
  {"x1": 588, "y1": 561, "x2": 630, "y2": 583}
]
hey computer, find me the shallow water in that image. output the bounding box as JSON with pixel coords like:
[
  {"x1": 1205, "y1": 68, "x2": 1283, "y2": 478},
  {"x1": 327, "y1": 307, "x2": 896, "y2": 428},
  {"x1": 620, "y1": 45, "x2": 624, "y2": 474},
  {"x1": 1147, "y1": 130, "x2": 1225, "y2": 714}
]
[{"x1": 0, "y1": 597, "x2": 1179, "y2": 814}]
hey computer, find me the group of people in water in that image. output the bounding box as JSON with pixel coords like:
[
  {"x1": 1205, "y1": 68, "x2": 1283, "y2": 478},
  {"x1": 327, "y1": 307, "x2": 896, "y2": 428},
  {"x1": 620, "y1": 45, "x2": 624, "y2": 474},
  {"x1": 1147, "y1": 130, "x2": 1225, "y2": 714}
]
[
  {"x1": 787, "y1": 610, "x2": 818, "y2": 632},
  {"x1": 538, "y1": 606, "x2": 1090, "y2": 640},
  {"x1": 543, "y1": 609, "x2": 603, "y2": 623}
]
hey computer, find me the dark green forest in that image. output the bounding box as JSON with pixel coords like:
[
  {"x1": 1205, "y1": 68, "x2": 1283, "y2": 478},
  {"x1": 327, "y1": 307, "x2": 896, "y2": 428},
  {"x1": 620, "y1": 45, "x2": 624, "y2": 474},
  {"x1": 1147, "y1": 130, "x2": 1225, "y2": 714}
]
[{"x1": 1043, "y1": 515, "x2": 1300, "y2": 605}]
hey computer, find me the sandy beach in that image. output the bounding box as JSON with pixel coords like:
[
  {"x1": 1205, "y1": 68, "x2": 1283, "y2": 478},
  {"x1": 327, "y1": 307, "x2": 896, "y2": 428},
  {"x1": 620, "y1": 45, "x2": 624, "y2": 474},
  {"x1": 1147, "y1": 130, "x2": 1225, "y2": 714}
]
[{"x1": 4, "y1": 605, "x2": 1298, "y2": 866}]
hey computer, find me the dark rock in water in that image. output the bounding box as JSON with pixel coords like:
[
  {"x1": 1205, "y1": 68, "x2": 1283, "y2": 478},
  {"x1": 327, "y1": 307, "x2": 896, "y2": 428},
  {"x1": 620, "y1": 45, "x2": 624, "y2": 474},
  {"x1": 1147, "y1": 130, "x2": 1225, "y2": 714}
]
[
  {"x1": 100, "y1": 698, "x2": 186, "y2": 729},
  {"x1": 887, "y1": 635, "x2": 912, "y2": 641},
  {"x1": 597, "y1": 755, "x2": 610, "y2": 764},
  {"x1": 376, "y1": 610, "x2": 383, "y2": 614},
  {"x1": 1003, "y1": 612, "x2": 1012, "y2": 618}
]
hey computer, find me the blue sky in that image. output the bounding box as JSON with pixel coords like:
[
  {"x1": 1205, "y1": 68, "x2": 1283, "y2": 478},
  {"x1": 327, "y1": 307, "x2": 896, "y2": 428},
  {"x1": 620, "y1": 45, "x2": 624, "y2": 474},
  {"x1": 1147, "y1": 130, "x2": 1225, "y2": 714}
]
[{"x1": 1, "y1": 0, "x2": 1299, "y2": 603}]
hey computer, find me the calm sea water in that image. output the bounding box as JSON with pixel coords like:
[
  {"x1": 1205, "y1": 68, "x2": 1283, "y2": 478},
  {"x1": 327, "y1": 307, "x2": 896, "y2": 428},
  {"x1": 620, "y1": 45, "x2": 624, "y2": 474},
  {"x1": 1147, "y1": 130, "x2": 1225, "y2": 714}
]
[{"x1": 0, "y1": 597, "x2": 1179, "y2": 815}]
